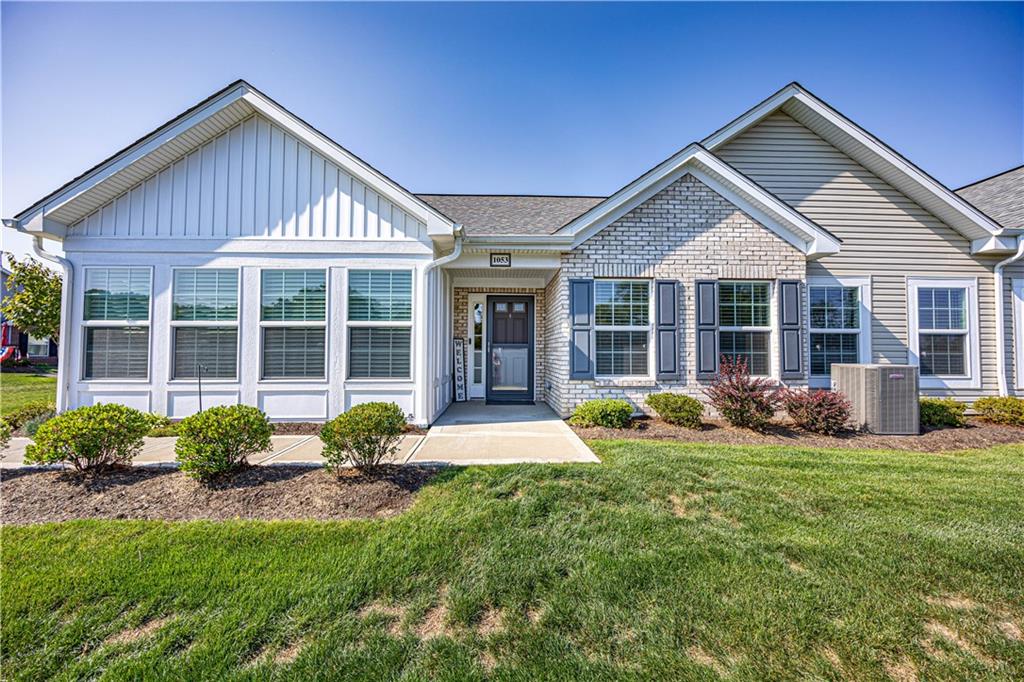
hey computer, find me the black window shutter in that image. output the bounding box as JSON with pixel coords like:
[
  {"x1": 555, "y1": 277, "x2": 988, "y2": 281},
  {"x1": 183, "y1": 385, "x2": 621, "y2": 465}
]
[
  {"x1": 696, "y1": 280, "x2": 719, "y2": 376},
  {"x1": 569, "y1": 279, "x2": 594, "y2": 379},
  {"x1": 779, "y1": 280, "x2": 803, "y2": 378},
  {"x1": 655, "y1": 280, "x2": 680, "y2": 381}
]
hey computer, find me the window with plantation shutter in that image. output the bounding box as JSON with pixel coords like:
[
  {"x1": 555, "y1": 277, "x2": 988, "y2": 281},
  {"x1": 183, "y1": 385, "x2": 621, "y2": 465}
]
[
  {"x1": 347, "y1": 270, "x2": 413, "y2": 379},
  {"x1": 260, "y1": 269, "x2": 327, "y2": 379},
  {"x1": 82, "y1": 267, "x2": 151, "y2": 379},
  {"x1": 172, "y1": 269, "x2": 239, "y2": 380}
]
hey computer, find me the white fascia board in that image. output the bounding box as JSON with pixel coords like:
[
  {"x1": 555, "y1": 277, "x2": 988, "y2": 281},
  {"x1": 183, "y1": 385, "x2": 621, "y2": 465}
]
[
  {"x1": 562, "y1": 145, "x2": 839, "y2": 258},
  {"x1": 19, "y1": 85, "x2": 249, "y2": 224},
  {"x1": 240, "y1": 90, "x2": 455, "y2": 238},
  {"x1": 703, "y1": 84, "x2": 1004, "y2": 241},
  {"x1": 463, "y1": 235, "x2": 574, "y2": 251}
]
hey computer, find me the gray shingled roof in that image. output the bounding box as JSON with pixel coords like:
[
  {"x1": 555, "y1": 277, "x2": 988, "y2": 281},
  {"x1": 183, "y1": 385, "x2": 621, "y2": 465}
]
[
  {"x1": 956, "y1": 166, "x2": 1024, "y2": 230},
  {"x1": 416, "y1": 195, "x2": 606, "y2": 236}
]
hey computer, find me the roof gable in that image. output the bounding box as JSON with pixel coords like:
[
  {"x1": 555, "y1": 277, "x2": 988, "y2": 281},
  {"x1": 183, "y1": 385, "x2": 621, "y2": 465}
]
[
  {"x1": 13, "y1": 81, "x2": 454, "y2": 239},
  {"x1": 703, "y1": 83, "x2": 1006, "y2": 248},
  {"x1": 957, "y1": 166, "x2": 1024, "y2": 231},
  {"x1": 416, "y1": 195, "x2": 605, "y2": 236}
]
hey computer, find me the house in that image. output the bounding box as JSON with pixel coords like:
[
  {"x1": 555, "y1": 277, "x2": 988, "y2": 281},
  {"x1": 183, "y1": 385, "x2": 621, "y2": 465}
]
[
  {"x1": 1, "y1": 262, "x2": 58, "y2": 363},
  {"x1": 4, "y1": 81, "x2": 1022, "y2": 425}
]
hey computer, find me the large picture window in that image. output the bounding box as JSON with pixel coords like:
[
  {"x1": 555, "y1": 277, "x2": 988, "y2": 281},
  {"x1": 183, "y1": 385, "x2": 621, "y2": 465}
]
[
  {"x1": 718, "y1": 281, "x2": 770, "y2": 376},
  {"x1": 82, "y1": 267, "x2": 152, "y2": 379},
  {"x1": 171, "y1": 269, "x2": 239, "y2": 380},
  {"x1": 908, "y1": 277, "x2": 979, "y2": 389},
  {"x1": 594, "y1": 280, "x2": 650, "y2": 376},
  {"x1": 347, "y1": 270, "x2": 412, "y2": 379},
  {"x1": 260, "y1": 270, "x2": 327, "y2": 379}
]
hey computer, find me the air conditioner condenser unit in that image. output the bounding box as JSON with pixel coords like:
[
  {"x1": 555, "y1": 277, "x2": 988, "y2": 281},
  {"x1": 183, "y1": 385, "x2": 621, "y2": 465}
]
[{"x1": 831, "y1": 364, "x2": 919, "y2": 435}]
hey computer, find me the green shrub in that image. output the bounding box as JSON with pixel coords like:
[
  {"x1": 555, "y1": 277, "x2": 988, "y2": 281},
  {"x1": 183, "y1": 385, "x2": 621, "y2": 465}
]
[
  {"x1": 24, "y1": 403, "x2": 153, "y2": 471},
  {"x1": 0, "y1": 418, "x2": 10, "y2": 450},
  {"x1": 973, "y1": 396, "x2": 1024, "y2": 426},
  {"x1": 146, "y1": 414, "x2": 178, "y2": 437},
  {"x1": 919, "y1": 397, "x2": 967, "y2": 429},
  {"x1": 4, "y1": 401, "x2": 56, "y2": 430},
  {"x1": 175, "y1": 405, "x2": 273, "y2": 481},
  {"x1": 321, "y1": 402, "x2": 406, "y2": 471},
  {"x1": 569, "y1": 399, "x2": 634, "y2": 428},
  {"x1": 23, "y1": 410, "x2": 56, "y2": 437},
  {"x1": 645, "y1": 393, "x2": 703, "y2": 429}
]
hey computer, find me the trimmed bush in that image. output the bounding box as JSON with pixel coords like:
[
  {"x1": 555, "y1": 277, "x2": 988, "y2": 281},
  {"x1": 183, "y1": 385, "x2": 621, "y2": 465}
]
[
  {"x1": 0, "y1": 418, "x2": 10, "y2": 450},
  {"x1": 569, "y1": 399, "x2": 634, "y2": 429},
  {"x1": 973, "y1": 396, "x2": 1024, "y2": 426},
  {"x1": 919, "y1": 397, "x2": 967, "y2": 429},
  {"x1": 782, "y1": 389, "x2": 852, "y2": 435},
  {"x1": 320, "y1": 402, "x2": 406, "y2": 471},
  {"x1": 175, "y1": 405, "x2": 273, "y2": 481},
  {"x1": 24, "y1": 403, "x2": 154, "y2": 471},
  {"x1": 4, "y1": 401, "x2": 56, "y2": 431},
  {"x1": 645, "y1": 393, "x2": 703, "y2": 429},
  {"x1": 703, "y1": 357, "x2": 780, "y2": 431}
]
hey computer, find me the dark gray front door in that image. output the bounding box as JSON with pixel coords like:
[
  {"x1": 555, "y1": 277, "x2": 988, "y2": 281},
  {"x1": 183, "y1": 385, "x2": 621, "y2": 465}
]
[{"x1": 486, "y1": 296, "x2": 533, "y2": 403}]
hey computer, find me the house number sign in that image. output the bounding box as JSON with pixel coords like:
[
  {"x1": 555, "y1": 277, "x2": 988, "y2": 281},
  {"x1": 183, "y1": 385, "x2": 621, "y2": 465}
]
[{"x1": 490, "y1": 253, "x2": 512, "y2": 267}]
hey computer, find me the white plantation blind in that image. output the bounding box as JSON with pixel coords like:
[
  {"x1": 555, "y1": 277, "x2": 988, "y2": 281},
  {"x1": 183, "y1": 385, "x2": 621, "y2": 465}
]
[
  {"x1": 349, "y1": 328, "x2": 411, "y2": 379},
  {"x1": 261, "y1": 270, "x2": 327, "y2": 321},
  {"x1": 262, "y1": 328, "x2": 326, "y2": 379},
  {"x1": 84, "y1": 268, "x2": 151, "y2": 321},
  {"x1": 173, "y1": 327, "x2": 238, "y2": 379},
  {"x1": 84, "y1": 327, "x2": 149, "y2": 379},
  {"x1": 348, "y1": 270, "x2": 412, "y2": 321},
  {"x1": 173, "y1": 270, "x2": 238, "y2": 321}
]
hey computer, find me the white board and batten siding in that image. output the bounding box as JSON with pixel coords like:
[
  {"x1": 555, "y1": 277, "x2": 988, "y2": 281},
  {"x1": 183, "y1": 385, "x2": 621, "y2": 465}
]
[
  {"x1": 68, "y1": 114, "x2": 429, "y2": 243},
  {"x1": 718, "y1": 111, "x2": 1003, "y2": 398}
]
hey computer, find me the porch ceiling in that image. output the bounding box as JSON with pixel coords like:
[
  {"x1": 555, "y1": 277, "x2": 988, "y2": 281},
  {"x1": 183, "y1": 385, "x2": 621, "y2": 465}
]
[{"x1": 449, "y1": 267, "x2": 558, "y2": 288}]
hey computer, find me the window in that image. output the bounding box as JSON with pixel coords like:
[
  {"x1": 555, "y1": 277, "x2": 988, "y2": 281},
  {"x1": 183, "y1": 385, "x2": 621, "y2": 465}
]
[
  {"x1": 260, "y1": 270, "x2": 327, "y2": 379},
  {"x1": 908, "y1": 277, "x2": 979, "y2": 389},
  {"x1": 82, "y1": 267, "x2": 151, "y2": 379},
  {"x1": 809, "y1": 284, "x2": 861, "y2": 378},
  {"x1": 26, "y1": 335, "x2": 50, "y2": 357},
  {"x1": 171, "y1": 269, "x2": 238, "y2": 379},
  {"x1": 472, "y1": 302, "x2": 484, "y2": 385},
  {"x1": 718, "y1": 281, "x2": 771, "y2": 376},
  {"x1": 347, "y1": 270, "x2": 412, "y2": 379},
  {"x1": 594, "y1": 280, "x2": 650, "y2": 376}
]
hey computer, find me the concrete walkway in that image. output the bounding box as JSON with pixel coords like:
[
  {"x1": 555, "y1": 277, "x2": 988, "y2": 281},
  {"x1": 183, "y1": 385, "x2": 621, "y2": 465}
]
[
  {"x1": 0, "y1": 402, "x2": 597, "y2": 468},
  {"x1": 408, "y1": 401, "x2": 600, "y2": 465}
]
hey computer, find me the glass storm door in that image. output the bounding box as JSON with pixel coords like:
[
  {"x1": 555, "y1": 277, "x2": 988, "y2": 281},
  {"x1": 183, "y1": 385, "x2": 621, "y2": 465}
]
[{"x1": 486, "y1": 296, "x2": 533, "y2": 403}]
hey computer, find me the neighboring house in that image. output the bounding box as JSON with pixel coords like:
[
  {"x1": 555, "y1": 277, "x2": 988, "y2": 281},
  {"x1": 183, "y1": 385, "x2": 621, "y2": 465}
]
[
  {"x1": 4, "y1": 81, "x2": 1022, "y2": 424},
  {"x1": 1, "y1": 262, "x2": 58, "y2": 363}
]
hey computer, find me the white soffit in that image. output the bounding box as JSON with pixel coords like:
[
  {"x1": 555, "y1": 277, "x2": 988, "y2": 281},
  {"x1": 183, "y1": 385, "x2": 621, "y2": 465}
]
[{"x1": 703, "y1": 84, "x2": 1005, "y2": 243}]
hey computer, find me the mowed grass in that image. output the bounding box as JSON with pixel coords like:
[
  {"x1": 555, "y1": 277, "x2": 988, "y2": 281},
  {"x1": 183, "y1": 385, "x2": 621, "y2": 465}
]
[
  {"x1": 0, "y1": 368, "x2": 57, "y2": 416},
  {"x1": 3, "y1": 441, "x2": 1023, "y2": 680}
]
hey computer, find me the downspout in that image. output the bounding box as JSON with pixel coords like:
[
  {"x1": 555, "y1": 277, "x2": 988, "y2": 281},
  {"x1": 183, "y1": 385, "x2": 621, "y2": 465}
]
[
  {"x1": 993, "y1": 236, "x2": 1024, "y2": 396},
  {"x1": 417, "y1": 226, "x2": 463, "y2": 424},
  {"x1": 30, "y1": 236, "x2": 73, "y2": 412}
]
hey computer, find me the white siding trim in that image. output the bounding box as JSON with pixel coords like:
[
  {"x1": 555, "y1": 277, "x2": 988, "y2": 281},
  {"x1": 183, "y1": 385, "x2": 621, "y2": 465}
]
[
  {"x1": 1014, "y1": 279, "x2": 1024, "y2": 391},
  {"x1": 907, "y1": 276, "x2": 981, "y2": 390}
]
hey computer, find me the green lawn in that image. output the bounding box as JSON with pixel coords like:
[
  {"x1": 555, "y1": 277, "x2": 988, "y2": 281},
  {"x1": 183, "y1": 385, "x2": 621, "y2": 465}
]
[
  {"x1": 3, "y1": 441, "x2": 1022, "y2": 680},
  {"x1": 0, "y1": 368, "x2": 57, "y2": 416}
]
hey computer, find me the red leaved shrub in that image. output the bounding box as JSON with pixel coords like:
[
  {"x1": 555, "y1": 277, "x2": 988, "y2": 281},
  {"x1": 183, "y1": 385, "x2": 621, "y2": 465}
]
[
  {"x1": 703, "y1": 357, "x2": 781, "y2": 431},
  {"x1": 781, "y1": 388, "x2": 852, "y2": 435}
]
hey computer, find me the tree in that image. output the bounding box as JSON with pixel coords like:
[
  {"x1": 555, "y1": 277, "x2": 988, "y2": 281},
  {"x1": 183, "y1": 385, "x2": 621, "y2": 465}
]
[{"x1": 1, "y1": 255, "x2": 63, "y2": 344}]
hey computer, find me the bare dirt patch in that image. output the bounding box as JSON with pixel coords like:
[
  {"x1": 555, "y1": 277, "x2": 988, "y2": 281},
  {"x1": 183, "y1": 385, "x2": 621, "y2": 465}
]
[
  {"x1": 668, "y1": 493, "x2": 701, "y2": 518},
  {"x1": 273, "y1": 640, "x2": 304, "y2": 665},
  {"x1": 416, "y1": 587, "x2": 453, "y2": 641},
  {"x1": 883, "y1": 655, "x2": 918, "y2": 682},
  {"x1": 687, "y1": 645, "x2": 729, "y2": 676},
  {"x1": 476, "y1": 607, "x2": 503, "y2": 637},
  {"x1": 1, "y1": 465, "x2": 437, "y2": 524},
  {"x1": 925, "y1": 594, "x2": 978, "y2": 610},
  {"x1": 572, "y1": 417, "x2": 1024, "y2": 453},
  {"x1": 819, "y1": 646, "x2": 844, "y2": 673},
  {"x1": 996, "y1": 619, "x2": 1022, "y2": 642},
  {"x1": 104, "y1": 616, "x2": 171, "y2": 647},
  {"x1": 359, "y1": 601, "x2": 407, "y2": 636},
  {"x1": 923, "y1": 620, "x2": 995, "y2": 667}
]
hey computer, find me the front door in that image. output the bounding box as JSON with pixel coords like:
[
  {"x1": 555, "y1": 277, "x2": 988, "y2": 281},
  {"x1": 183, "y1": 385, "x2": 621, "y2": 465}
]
[{"x1": 486, "y1": 296, "x2": 533, "y2": 403}]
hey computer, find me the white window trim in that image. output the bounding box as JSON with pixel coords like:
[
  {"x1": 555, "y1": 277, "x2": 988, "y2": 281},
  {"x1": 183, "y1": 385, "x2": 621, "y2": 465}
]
[
  {"x1": 1013, "y1": 278, "x2": 1024, "y2": 391},
  {"x1": 80, "y1": 265, "x2": 153, "y2": 383},
  {"x1": 593, "y1": 279, "x2": 654, "y2": 380},
  {"x1": 168, "y1": 267, "x2": 241, "y2": 383},
  {"x1": 807, "y1": 276, "x2": 872, "y2": 388},
  {"x1": 258, "y1": 268, "x2": 329, "y2": 382},
  {"x1": 345, "y1": 268, "x2": 414, "y2": 381},
  {"x1": 907, "y1": 276, "x2": 980, "y2": 390},
  {"x1": 718, "y1": 280, "x2": 774, "y2": 378}
]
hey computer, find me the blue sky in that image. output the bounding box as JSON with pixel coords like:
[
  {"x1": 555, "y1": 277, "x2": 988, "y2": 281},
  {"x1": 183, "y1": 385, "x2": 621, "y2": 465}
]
[{"x1": 2, "y1": 1, "x2": 1021, "y2": 230}]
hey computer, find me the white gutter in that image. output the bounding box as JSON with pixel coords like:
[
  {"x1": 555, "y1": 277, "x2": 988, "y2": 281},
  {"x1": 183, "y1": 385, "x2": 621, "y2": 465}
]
[
  {"x1": 30, "y1": 235, "x2": 73, "y2": 412},
  {"x1": 993, "y1": 237, "x2": 1024, "y2": 396},
  {"x1": 415, "y1": 226, "x2": 463, "y2": 425}
]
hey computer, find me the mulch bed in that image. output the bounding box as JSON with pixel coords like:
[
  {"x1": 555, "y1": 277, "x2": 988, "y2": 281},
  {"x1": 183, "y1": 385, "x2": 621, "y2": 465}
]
[
  {"x1": 571, "y1": 417, "x2": 1024, "y2": 453},
  {"x1": 0, "y1": 465, "x2": 438, "y2": 526}
]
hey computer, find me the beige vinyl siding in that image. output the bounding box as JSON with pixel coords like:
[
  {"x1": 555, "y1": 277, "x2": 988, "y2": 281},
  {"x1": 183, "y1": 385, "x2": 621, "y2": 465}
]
[
  {"x1": 718, "y1": 112, "x2": 1001, "y2": 398},
  {"x1": 1008, "y1": 264, "x2": 1024, "y2": 395}
]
